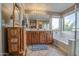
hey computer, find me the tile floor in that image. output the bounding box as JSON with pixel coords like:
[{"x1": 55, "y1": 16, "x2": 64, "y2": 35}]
[{"x1": 27, "y1": 45, "x2": 66, "y2": 56}]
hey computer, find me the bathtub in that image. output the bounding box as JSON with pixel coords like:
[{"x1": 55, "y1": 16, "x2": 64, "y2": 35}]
[{"x1": 53, "y1": 31, "x2": 75, "y2": 55}]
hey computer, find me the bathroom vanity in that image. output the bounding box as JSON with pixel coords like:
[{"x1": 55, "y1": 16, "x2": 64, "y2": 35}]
[{"x1": 26, "y1": 30, "x2": 53, "y2": 45}]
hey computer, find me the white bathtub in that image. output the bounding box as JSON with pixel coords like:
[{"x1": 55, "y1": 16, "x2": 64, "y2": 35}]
[{"x1": 53, "y1": 31, "x2": 75, "y2": 55}]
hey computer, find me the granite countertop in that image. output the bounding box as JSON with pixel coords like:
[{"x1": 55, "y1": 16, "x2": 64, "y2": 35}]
[{"x1": 26, "y1": 29, "x2": 52, "y2": 31}]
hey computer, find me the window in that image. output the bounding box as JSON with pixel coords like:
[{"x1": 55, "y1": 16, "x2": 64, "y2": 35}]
[
  {"x1": 52, "y1": 18, "x2": 60, "y2": 30},
  {"x1": 64, "y1": 13, "x2": 75, "y2": 31},
  {"x1": 77, "y1": 11, "x2": 79, "y2": 31}
]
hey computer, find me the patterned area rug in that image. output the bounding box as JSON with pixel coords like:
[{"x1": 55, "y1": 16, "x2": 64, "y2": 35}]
[{"x1": 31, "y1": 44, "x2": 48, "y2": 51}]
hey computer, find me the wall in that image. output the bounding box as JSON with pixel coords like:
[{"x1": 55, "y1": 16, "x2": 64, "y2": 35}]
[
  {"x1": 0, "y1": 4, "x2": 2, "y2": 55},
  {"x1": 2, "y1": 3, "x2": 13, "y2": 25}
]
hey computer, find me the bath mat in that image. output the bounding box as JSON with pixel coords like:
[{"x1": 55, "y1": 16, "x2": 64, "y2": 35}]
[{"x1": 31, "y1": 44, "x2": 48, "y2": 51}]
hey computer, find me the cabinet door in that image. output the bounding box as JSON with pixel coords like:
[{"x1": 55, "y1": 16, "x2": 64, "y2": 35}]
[
  {"x1": 47, "y1": 31, "x2": 52, "y2": 44},
  {"x1": 8, "y1": 28, "x2": 20, "y2": 53},
  {"x1": 26, "y1": 31, "x2": 29, "y2": 45},
  {"x1": 31, "y1": 31, "x2": 35, "y2": 44},
  {"x1": 33, "y1": 31, "x2": 36, "y2": 44},
  {"x1": 27, "y1": 31, "x2": 30, "y2": 45},
  {"x1": 29, "y1": 31, "x2": 32, "y2": 45},
  {"x1": 40, "y1": 31, "x2": 45, "y2": 44},
  {"x1": 44, "y1": 32, "x2": 47, "y2": 44},
  {"x1": 36, "y1": 32, "x2": 40, "y2": 44},
  {"x1": 34, "y1": 31, "x2": 40, "y2": 44}
]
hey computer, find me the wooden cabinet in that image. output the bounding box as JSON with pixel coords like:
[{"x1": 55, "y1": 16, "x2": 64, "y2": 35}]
[
  {"x1": 27, "y1": 31, "x2": 31, "y2": 45},
  {"x1": 33, "y1": 31, "x2": 40, "y2": 44},
  {"x1": 36, "y1": 32, "x2": 40, "y2": 44},
  {"x1": 4, "y1": 27, "x2": 27, "y2": 55},
  {"x1": 8, "y1": 27, "x2": 20, "y2": 53},
  {"x1": 40, "y1": 31, "x2": 45, "y2": 44},
  {"x1": 26, "y1": 31, "x2": 53, "y2": 45},
  {"x1": 46, "y1": 32, "x2": 53, "y2": 44}
]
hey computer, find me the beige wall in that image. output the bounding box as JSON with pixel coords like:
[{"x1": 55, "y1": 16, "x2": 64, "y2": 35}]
[{"x1": 0, "y1": 4, "x2": 2, "y2": 55}]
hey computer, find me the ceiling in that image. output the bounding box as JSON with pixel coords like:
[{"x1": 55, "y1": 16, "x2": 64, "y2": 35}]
[
  {"x1": 2, "y1": 3, "x2": 75, "y2": 21},
  {"x1": 24, "y1": 3, "x2": 74, "y2": 13},
  {"x1": 23, "y1": 3, "x2": 74, "y2": 20}
]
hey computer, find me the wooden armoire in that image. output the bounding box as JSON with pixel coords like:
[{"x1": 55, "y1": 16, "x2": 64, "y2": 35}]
[{"x1": 5, "y1": 27, "x2": 27, "y2": 56}]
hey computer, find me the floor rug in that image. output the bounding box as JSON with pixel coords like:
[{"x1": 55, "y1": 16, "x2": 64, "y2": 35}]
[{"x1": 31, "y1": 44, "x2": 48, "y2": 51}]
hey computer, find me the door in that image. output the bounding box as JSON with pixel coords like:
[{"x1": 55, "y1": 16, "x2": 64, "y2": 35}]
[{"x1": 75, "y1": 3, "x2": 79, "y2": 56}]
